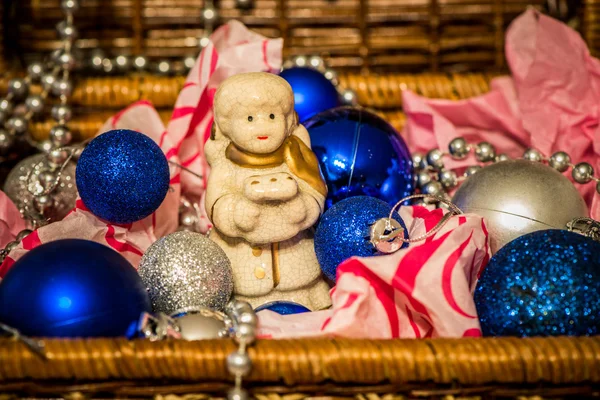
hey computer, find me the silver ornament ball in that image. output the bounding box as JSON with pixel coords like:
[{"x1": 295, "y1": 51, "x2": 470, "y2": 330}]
[
  {"x1": 452, "y1": 160, "x2": 588, "y2": 254},
  {"x1": 25, "y1": 95, "x2": 44, "y2": 114},
  {"x1": 138, "y1": 231, "x2": 234, "y2": 314},
  {"x1": 8, "y1": 79, "x2": 29, "y2": 99},
  {"x1": 172, "y1": 309, "x2": 227, "y2": 340},
  {"x1": 3, "y1": 154, "x2": 78, "y2": 222},
  {"x1": 548, "y1": 151, "x2": 571, "y2": 173},
  {"x1": 448, "y1": 137, "x2": 470, "y2": 159},
  {"x1": 474, "y1": 142, "x2": 496, "y2": 162},
  {"x1": 27, "y1": 62, "x2": 44, "y2": 82},
  {"x1": 51, "y1": 104, "x2": 73, "y2": 122},
  {"x1": 425, "y1": 148, "x2": 444, "y2": 170},
  {"x1": 572, "y1": 162, "x2": 594, "y2": 184},
  {"x1": 523, "y1": 148, "x2": 543, "y2": 162},
  {"x1": 227, "y1": 352, "x2": 252, "y2": 376}
]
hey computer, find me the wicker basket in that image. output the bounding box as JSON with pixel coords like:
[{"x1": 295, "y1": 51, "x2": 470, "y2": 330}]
[
  {"x1": 0, "y1": 337, "x2": 599, "y2": 399},
  {"x1": 4, "y1": 0, "x2": 550, "y2": 72}
]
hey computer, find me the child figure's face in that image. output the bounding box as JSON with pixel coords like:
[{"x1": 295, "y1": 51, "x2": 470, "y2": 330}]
[{"x1": 214, "y1": 72, "x2": 295, "y2": 154}]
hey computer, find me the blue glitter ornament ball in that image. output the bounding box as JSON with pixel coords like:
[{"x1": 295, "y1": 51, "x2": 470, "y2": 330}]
[
  {"x1": 255, "y1": 301, "x2": 311, "y2": 315},
  {"x1": 315, "y1": 196, "x2": 408, "y2": 282},
  {"x1": 305, "y1": 107, "x2": 414, "y2": 209},
  {"x1": 475, "y1": 229, "x2": 600, "y2": 337},
  {"x1": 279, "y1": 67, "x2": 341, "y2": 121},
  {"x1": 0, "y1": 239, "x2": 152, "y2": 337},
  {"x1": 76, "y1": 129, "x2": 170, "y2": 224}
]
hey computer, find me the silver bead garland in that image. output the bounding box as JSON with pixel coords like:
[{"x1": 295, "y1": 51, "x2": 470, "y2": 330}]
[
  {"x1": 0, "y1": 0, "x2": 78, "y2": 156},
  {"x1": 282, "y1": 55, "x2": 358, "y2": 106},
  {"x1": 414, "y1": 138, "x2": 600, "y2": 198}
]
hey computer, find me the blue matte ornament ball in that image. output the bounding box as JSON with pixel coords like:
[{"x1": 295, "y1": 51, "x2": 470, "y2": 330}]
[
  {"x1": 475, "y1": 229, "x2": 600, "y2": 337},
  {"x1": 255, "y1": 301, "x2": 311, "y2": 315},
  {"x1": 0, "y1": 239, "x2": 152, "y2": 337},
  {"x1": 305, "y1": 107, "x2": 414, "y2": 209},
  {"x1": 76, "y1": 129, "x2": 170, "y2": 224},
  {"x1": 315, "y1": 196, "x2": 408, "y2": 282},
  {"x1": 279, "y1": 67, "x2": 341, "y2": 121}
]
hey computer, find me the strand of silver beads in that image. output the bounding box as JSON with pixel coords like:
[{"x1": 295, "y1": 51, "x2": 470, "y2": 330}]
[
  {"x1": 412, "y1": 137, "x2": 600, "y2": 198},
  {"x1": 0, "y1": 0, "x2": 78, "y2": 155},
  {"x1": 282, "y1": 55, "x2": 358, "y2": 106}
]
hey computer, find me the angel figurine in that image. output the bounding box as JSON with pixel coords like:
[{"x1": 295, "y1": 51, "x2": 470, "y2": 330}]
[{"x1": 205, "y1": 72, "x2": 331, "y2": 310}]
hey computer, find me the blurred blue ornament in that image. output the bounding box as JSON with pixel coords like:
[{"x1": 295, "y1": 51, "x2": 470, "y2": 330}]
[
  {"x1": 255, "y1": 301, "x2": 311, "y2": 315},
  {"x1": 0, "y1": 239, "x2": 151, "y2": 337},
  {"x1": 279, "y1": 67, "x2": 340, "y2": 121},
  {"x1": 475, "y1": 229, "x2": 600, "y2": 337},
  {"x1": 305, "y1": 107, "x2": 414, "y2": 209},
  {"x1": 76, "y1": 129, "x2": 170, "y2": 224},
  {"x1": 315, "y1": 196, "x2": 408, "y2": 282}
]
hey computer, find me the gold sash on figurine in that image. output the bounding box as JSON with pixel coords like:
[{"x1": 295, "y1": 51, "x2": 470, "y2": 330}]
[{"x1": 226, "y1": 135, "x2": 328, "y2": 197}]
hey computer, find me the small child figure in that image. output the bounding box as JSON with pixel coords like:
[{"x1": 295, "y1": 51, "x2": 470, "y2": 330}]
[{"x1": 205, "y1": 72, "x2": 331, "y2": 310}]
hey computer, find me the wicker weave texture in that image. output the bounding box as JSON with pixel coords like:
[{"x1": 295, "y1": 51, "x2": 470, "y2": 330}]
[
  {"x1": 0, "y1": 72, "x2": 494, "y2": 140},
  {"x1": 0, "y1": 337, "x2": 599, "y2": 398},
  {"x1": 8, "y1": 0, "x2": 546, "y2": 72}
]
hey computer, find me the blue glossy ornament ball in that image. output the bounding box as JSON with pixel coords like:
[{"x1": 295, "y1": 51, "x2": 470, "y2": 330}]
[
  {"x1": 305, "y1": 107, "x2": 414, "y2": 209},
  {"x1": 0, "y1": 239, "x2": 152, "y2": 337},
  {"x1": 76, "y1": 129, "x2": 170, "y2": 224},
  {"x1": 279, "y1": 67, "x2": 341, "y2": 121},
  {"x1": 475, "y1": 229, "x2": 600, "y2": 337},
  {"x1": 315, "y1": 196, "x2": 408, "y2": 282},
  {"x1": 255, "y1": 301, "x2": 311, "y2": 315}
]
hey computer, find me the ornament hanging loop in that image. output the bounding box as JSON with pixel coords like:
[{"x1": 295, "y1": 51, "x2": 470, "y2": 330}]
[
  {"x1": 370, "y1": 194, "x2": 463, "y2": 254},
  {"x1": 566, "y1": 217, "x2": 600, "y2": 242}
]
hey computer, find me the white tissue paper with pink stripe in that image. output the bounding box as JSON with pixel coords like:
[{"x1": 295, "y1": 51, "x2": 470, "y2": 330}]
[
  {"x1": 0, "y1": 21, "x2": 283, "y2": 276},
  {"x1": 257, "y1": 206, "x2": 489, "y2": 339}
]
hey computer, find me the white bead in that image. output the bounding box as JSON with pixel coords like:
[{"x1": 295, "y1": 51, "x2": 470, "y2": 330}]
[
  {"x1": 293, "y1": 55, "x2": 308, "y2": 67},
  {"x1": 27, "y1": 62, "x2": 44, "y2": 81},
  {"x1": 61, "y1": 0, "x2": 80, "y2": 12},
  {"x1": 341, "y1": 89, "x2": 357, "y2": 105},
  {"x1": 8, "y1": 79, "x2": 29, "y2": 98},
  {"x1": 308, "y1": 55, "x2": 325, "y2": 70},
  {"x1": 227, "y1": 388, "x2": 249, "y2": 400},
  {"x1": 235, "y1": 323, "x2": 256, "y2": 343},
  {"x1": 226, "y1": 352, "x2": 252, "y2": 376},
  {"x1": 425, "y1": 149, "x2": 444, "y2": 170},
  {"x1": 56, "y1": 21, "x2": 78, "y2": 40},
  {"x1": 202, "y1": 6, "x2": 217, "y2": 21},
  {"x1": 133, "y1": 55, "x2": 148, "y2": 70},
  {"x1": 25, "y1": 95, "x2": 44, "y2": 114},
  {"x1": 183, "y1": 56, "x2": 196, "y2": 70},
  {"x1": 157, "y1": 60, "x2": 172, "y2": 75},
  {"x1": 448, "y1": 137, "x2": 470, "y2": 159},
  {"x1": 523, "y1": 148, "x2": 543, "y2": 162},
  {"x1": 323, "y1": 68, "x2": 338, "y2": 85}
]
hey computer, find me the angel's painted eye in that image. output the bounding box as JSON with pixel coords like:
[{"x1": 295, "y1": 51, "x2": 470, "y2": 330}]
[{"x1": 248, "y1": 116, "x2": 253, "y2": 122}]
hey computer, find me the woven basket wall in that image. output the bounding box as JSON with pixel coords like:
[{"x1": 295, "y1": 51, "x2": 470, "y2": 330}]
[{"x1": 4, "y1": 0, "x2": 550, "y2": 72}]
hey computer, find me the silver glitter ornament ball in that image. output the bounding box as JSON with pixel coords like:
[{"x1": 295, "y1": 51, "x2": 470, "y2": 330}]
[
  {"x1": 3, "y1": 153, "x2": 78, "y2": 222},
  {"x1": 452, "y1": 160, "x2": 588, "y2": 254},
  {"x1": 138, "y1": 231, "x2": 234, "y2": 314}
]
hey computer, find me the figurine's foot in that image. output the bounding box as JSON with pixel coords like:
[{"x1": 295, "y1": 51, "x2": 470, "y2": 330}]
[{"x1": 237, "y1": 278, "x2": 332, "y2": 311}]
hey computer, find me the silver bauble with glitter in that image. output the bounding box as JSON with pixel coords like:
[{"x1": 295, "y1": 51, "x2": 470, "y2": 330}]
[
  {"x1": 138, "y1": 231, "x2": 234, "y2": 314},
  {"x1": 3, "y1": 154, "x2": 78, "y2": 222},
  {"x1": 452, "y1": 160, "x2": 588, "y2": 254}
]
